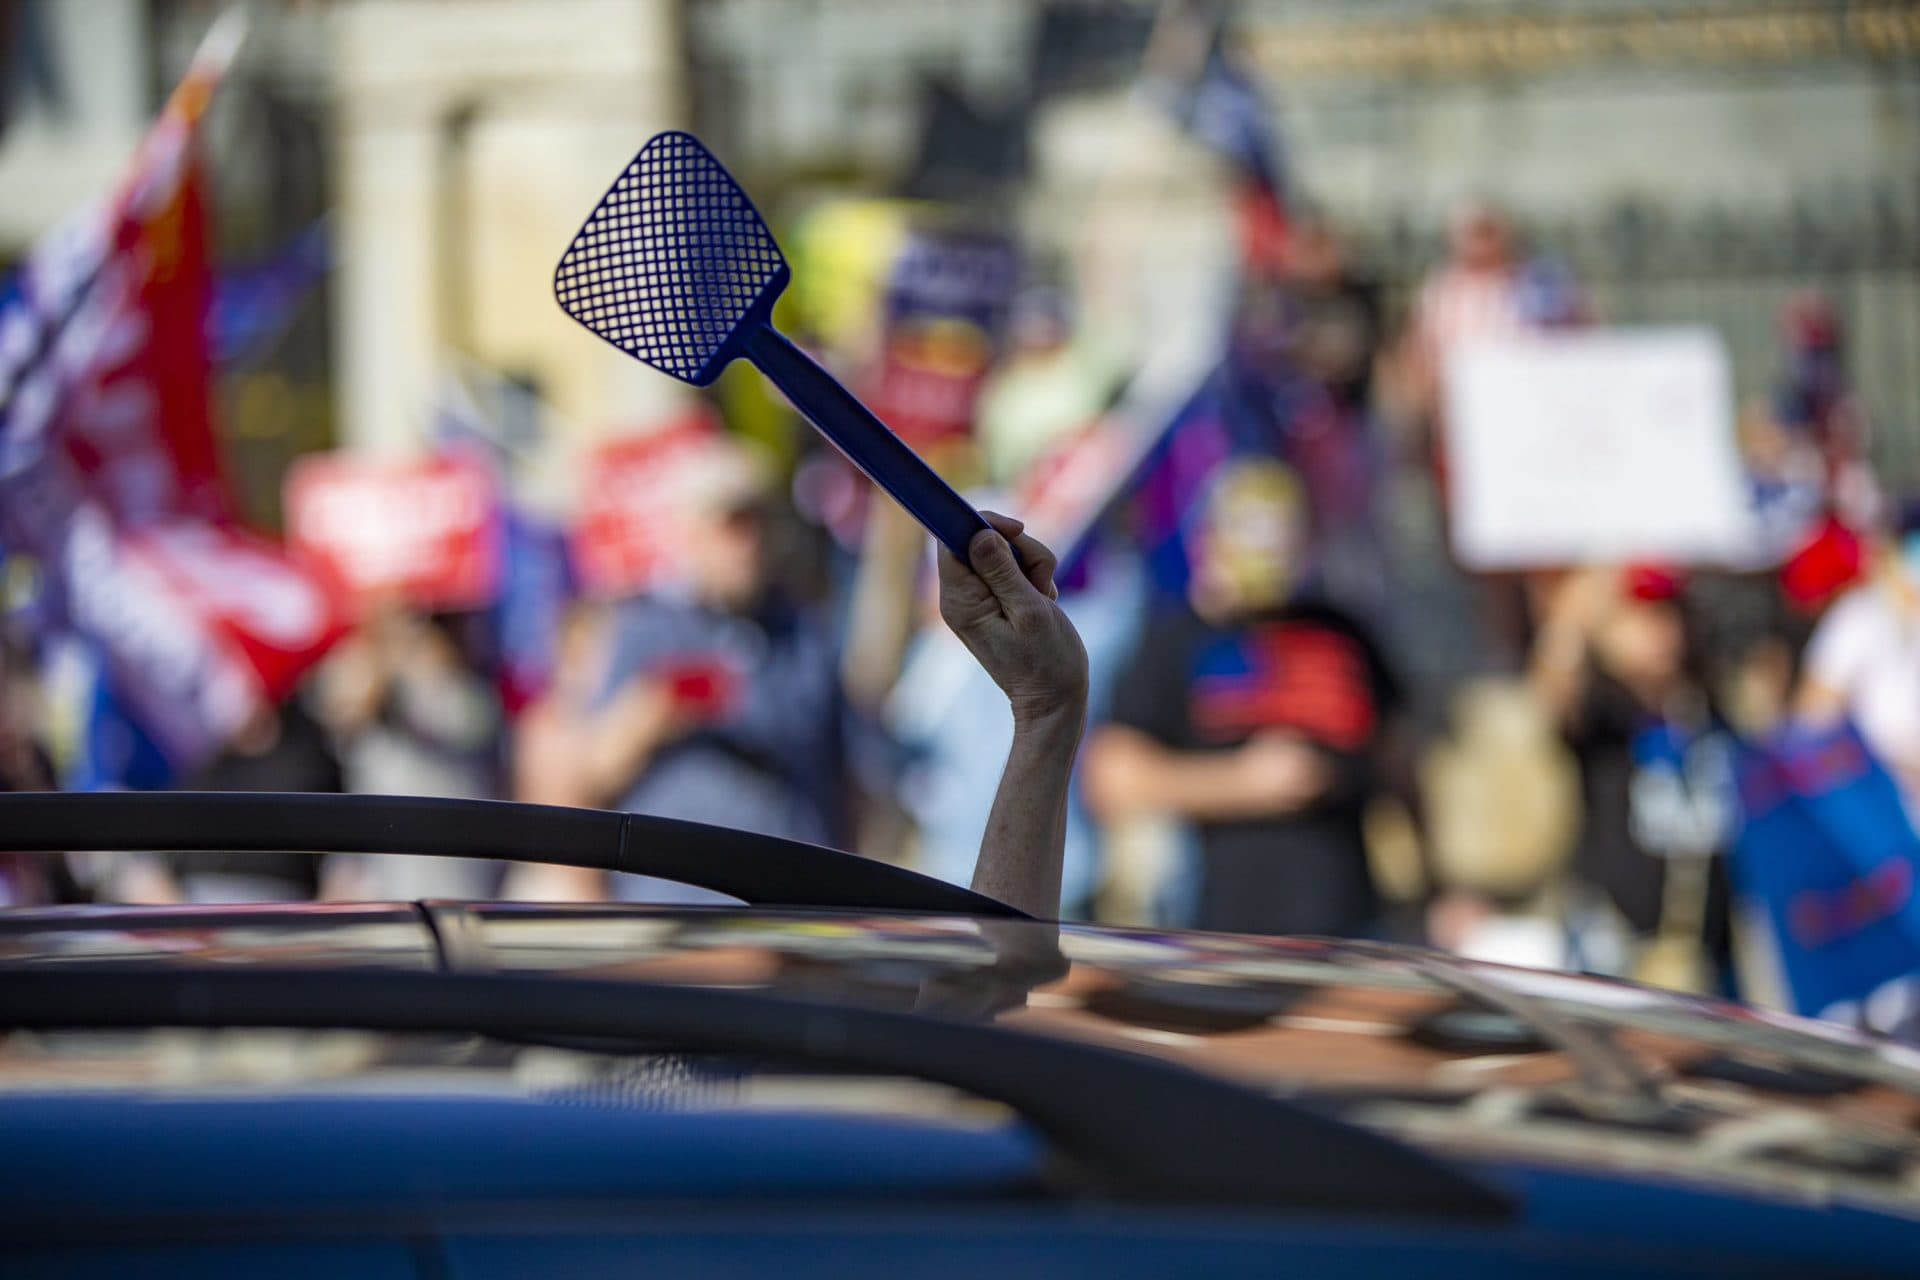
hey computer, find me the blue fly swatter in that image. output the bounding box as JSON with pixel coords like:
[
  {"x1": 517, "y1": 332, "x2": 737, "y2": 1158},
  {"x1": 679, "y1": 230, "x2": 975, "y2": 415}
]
[{"x1": 554, "y1": 131, "x2": 996, "y2": 565}]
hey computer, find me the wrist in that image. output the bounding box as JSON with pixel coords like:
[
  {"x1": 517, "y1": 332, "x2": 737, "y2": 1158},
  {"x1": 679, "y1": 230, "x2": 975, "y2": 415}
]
[
  {"x1": 1011, "y1": 692, "x2": 1087, "y2": 738},
  {"x1": 1535, "y1": 625, "x2": 1587, "y2": 670}
]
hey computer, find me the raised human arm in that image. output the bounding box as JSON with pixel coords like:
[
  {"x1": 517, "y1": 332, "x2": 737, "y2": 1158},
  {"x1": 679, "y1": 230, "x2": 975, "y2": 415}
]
[
  {"x1": 936, "y1": 513, "x2": 1088, "y2": 919},
  {"x1": 1527, "y1": 566, "x2": 1618, "y2": 725}
]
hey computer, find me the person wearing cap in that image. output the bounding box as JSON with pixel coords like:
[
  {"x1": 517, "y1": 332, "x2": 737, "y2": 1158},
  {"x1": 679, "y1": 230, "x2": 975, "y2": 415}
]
[
  {"x1": 585, "y1": 439, "x2": 847, "y2": 898},
  {"x1": 509, "y1": 427, "x2": 1087, "y2": 918},
  {"x1": 1530, "y1": 564, "x2": 1732, "y2": 980}
]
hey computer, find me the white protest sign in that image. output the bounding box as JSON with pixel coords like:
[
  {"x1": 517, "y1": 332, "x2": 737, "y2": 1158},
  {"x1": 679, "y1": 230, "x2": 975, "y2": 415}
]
[{"x1": 1445, "y1": 329, "x2": 1757, "y2": 569}]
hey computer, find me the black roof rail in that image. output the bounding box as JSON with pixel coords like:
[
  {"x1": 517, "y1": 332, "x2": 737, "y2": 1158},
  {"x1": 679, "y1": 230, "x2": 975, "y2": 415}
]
[
  {"x1": 0, "y1": 791, "x2": 1023, "y2": 919},
  {"x1": 0, "y1": 965, "x2": 1514, "y2": 1218}
]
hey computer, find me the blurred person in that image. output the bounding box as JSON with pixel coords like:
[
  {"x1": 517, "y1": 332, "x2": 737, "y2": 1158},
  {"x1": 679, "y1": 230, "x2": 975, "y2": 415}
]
[
  {"x1": 1403, "y1": 199, "x2": 1587, "y2": 669},
  {"x1": 1775, "y1": 292, "x2": 1878, "y2": 530},
  {"x1": 1084, "y1": 459, "x2": 1404, "y2": 937},
  {"x1": 1530, "y1": 566, "x2": 1733, "y2": 985},
  {"x1": 1277, "y1": 215, "x2": 1388, "y2": 613},
  {"x1": 1410, "y1": 200, "x2": 1583, "y2": 389},
  {"x1": 125, "y1": 695, "x2": 344, "y2": 903},
  {"x1": 500, "y1": 601, "x2": 618, "y2": 900},
  {"x1": 590, "y1": 440, "x2": 846, "y2": 898},
  {"x1": 314, "y1": 606, "x2": 502, "y2": 900},
  {"x1": 1797, "y1": 504, "x2": 1920, "y2": 814},
  {"x1": 1280, "y1": 214, "x2": 1383, "y2": 417},
  {"x1": 1689, "y1": 569, "x2": 1809, "y2": 741},
  {"x1": 1417, "y1": 678, "x2": 1578, "y2": 963},
  {"x1": 1409, "y1": 200, "x2": 1528, "y2": 405},
  {"x1": 0, "y1": 634, "x2": 63, "y2": 906},
  {"x1": 1741, "y1": 398, "x2": 1828, "y2": 566}
]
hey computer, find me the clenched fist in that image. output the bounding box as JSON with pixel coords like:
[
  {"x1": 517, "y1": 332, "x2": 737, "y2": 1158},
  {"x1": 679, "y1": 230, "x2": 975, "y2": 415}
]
[{"x1": 937, "y1": 512, "x2": 1089, "y2": 725}]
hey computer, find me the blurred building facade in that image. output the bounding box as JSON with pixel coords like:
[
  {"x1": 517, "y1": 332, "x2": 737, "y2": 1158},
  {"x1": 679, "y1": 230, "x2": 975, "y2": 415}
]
[
  {"x1": 328, "y1": 0, "x2": 688, "y2": 457},
  {"x1": 3, "y1": 0, "x2": 1916, "y2": 482},
  {"x1": 0, "y1": 0, "x2": 150, "y2": 247},
  {"x1": 687, "y1": 0, "x2": 1920, "y2": 475}
]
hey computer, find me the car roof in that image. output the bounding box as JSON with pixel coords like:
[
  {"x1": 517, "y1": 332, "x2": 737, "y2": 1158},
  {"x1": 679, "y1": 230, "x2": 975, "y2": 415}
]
[
  {"x1": 6, "y1": 897, "x2": 1920, "y2": 1217},
  {"x1": 1, "y1": 900, "x2": 1910, "y2": 1087}
]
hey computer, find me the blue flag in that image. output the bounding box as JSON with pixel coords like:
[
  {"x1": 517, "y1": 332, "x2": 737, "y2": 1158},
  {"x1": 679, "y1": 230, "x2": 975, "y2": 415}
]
[
  {"x1": 493, "y1": 508, "x2": 574, "y2": 714},
  {"x1": 1733, "y1": 723, "x2": 1920, "y2": 1021},
  {"x1": 209, "y1": 220, "x2": 329, "y2": 366}
]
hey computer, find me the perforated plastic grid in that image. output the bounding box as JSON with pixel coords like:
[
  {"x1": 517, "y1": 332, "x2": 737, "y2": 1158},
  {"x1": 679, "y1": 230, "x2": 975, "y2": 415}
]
[{"x1": 554, "y1": 132, "x2": 787, "y2": 385}]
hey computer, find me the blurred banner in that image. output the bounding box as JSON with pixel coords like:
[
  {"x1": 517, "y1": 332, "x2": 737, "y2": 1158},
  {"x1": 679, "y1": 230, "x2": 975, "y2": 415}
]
[
  {"x1": 0, "y1": 17, "x2": 349, "y2": 771},
  {"x1": 285, "y1": 450, "x2": 501, "y2": 612},
  {"x1": 1734, "y1": 723, "x2": 1920, "y2": 1022},
  {"x1": 1445, "y1": 329, "x2": 1757, "y2": 569},
  {"x1": 864, "y1": 228, "x2": 1017, "y2": 453},
  {"x1": 570, "y1": 412, "x2": 720, "y2": 600}
]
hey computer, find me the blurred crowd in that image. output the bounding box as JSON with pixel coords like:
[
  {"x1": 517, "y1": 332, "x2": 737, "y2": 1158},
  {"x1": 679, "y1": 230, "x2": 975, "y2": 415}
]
[{"x1": 4, "y1": 180, "x2": 1910, "y2": 1026}]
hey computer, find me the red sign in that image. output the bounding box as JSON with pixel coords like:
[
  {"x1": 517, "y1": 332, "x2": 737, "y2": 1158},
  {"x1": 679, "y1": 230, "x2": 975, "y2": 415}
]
[
  {"x1": 571, "y1": 415, "x2": 720, "y2": 599},
  {"x1": 285, "y1": 451, "x2": 501, "y2": 611}
]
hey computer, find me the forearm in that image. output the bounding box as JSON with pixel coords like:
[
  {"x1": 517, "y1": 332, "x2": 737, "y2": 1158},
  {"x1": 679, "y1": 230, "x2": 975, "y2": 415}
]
[
  {"x1": 1793, "y1": 676, "x2": 1849, "y2": 727},
  {"x1": 1527, "y1": 623, "x2": 1589, "y2": 724},
  {"x1": 316, "y1": 640, "x2": 389, "y2": 733},
  {"x1": 841, "y1": 503, "x2": 925, "y2": 713},
  {"x1": 972, "y1": 703, "x2": 1085, "y2": 918},
  {"x1": 583, "y1": 684, "x2": 677, "y2": 805},
  {"x1": 1085, "y1": 729, "x2": 1316, "y2": 823}
]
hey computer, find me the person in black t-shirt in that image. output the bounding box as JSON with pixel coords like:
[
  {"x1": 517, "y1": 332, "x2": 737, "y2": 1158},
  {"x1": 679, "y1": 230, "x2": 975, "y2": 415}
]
[
  {"x1": 1086, "y1": 460, "x2": 1401, "y2": 936},
  {"x1": 159, "y1": 697, "x2": 344, "y2": 902},
  {"x1": 1530, "y1": 565, "x2": 1733, "y2": 982}
]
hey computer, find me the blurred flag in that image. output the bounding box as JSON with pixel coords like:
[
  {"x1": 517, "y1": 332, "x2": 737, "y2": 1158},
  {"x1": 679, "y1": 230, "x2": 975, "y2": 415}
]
[
  {"x1": 1128, "y1": 375, "x2": 1233, "y2": 599},
  {"x1": 0, "y1": 16, "x2": 350, "y2": 772},
  {"x1": 424, "y1": 366, "x2": 575, "y2": 714},
  {"x1": 64, "y1": 650, "x2": 175, "y2": 792},
  {"x1": 1138, "y1": 2, "x2": 1288, "y2": 273},
  {"x1": 209, "y1": 219, "x2": 330, "y2": 367},
  {"x1": 1138, "y1": 4, "x2": 1283, "y2": 196},
  {"x1": 1734, "y1": 723, "x2": 1920, "y2": 1026},
  {"x1": 1016, "y1": 371, "x2": 1229, "y2": 598},
  {"x1": 0, "y1": 20, "x2": 236, "y2": 528},
  {"x1": 493, "y1": 509, "x2": 574, "y2": 715}
]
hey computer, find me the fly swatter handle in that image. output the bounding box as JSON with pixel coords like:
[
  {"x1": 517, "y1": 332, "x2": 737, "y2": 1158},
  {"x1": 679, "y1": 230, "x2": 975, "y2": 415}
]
[{"x1": 743, "y1": 325, "x2": 994, "y2": 565}]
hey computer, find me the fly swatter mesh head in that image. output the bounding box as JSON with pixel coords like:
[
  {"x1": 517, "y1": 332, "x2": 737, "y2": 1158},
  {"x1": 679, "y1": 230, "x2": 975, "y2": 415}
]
[{"x1": 553, "y1": 132, "x2": 788, "y2": 386}]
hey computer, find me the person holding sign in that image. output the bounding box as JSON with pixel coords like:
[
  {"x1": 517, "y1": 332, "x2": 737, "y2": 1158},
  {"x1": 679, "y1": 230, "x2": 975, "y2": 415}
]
[{"x1": 1529, "y1": 565, "x2": 1733, "y2": 986}]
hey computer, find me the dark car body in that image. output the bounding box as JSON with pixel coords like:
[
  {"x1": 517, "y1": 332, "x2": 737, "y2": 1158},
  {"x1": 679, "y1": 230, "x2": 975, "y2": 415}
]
[{"x1": 4, "y1": 890, "x2": 1920, "y2": 1278}]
